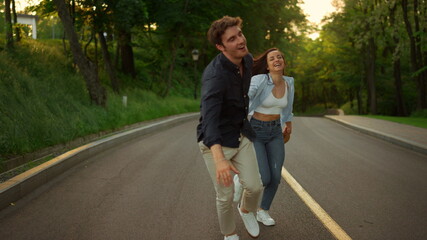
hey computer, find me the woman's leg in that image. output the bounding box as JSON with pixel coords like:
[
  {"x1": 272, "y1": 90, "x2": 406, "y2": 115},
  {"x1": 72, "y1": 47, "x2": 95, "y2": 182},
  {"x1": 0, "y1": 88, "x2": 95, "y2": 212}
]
[
  {"x1": 250, "y1": 118, "x2": 271, "y2": 188},
  {"x1": 253, "y1": 139, "x2": 270, "y2": 187},
  {"x1": 260, "y1": 134, "x2": 285, "y2": 210}
]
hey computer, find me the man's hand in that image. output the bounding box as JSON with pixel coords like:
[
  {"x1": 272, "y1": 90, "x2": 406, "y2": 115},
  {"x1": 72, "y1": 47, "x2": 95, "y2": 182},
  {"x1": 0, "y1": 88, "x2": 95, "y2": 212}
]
[
  {"x1": 210, "y1": 144, "x2": 239, "y2": 186},
  {"x1": 215, "y1": 159, "x2": 239, "y2": 187}
]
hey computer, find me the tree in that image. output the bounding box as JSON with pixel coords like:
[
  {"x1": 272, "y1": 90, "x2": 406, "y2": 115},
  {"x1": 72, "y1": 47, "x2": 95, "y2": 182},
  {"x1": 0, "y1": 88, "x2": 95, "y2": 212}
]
[
  {"x1": 90, "y1": 0, "x2": 121, "y2": 93},
  {"x1": 385, "y1": 0, "x2": 406, "y2": 116},
  {"x1": 53, "y1": 0, "x2": 107, "y2": 106},
  {"x1": 11, "y1": 0, "x2": 20, "y2": 42},
  {"x1": 106, "y1": 0, "x2": 148, "y2": 78},
  {"x1": 4, "y1": 0, "x2": 13, "y2": 49},
  {"x1": 402, "y1": 0, "x2": 427, "y2": 109}
]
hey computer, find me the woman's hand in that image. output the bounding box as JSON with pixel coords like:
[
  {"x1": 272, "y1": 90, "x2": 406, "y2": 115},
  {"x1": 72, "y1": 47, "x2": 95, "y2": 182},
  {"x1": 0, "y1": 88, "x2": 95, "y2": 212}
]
[
  {"x1": 283, "y1": 122, "x2": 292, "y2": 143},
  {"x1": 283, "y1": 126, "x2": 292, "y2": 135}
]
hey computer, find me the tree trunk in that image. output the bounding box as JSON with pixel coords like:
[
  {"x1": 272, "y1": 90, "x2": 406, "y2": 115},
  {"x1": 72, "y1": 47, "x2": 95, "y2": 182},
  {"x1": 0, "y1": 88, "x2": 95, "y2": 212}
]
[
  {"x1": 393, "y1": 57, "x2": 406, "y2": 116},
  {"x1": 163, "y1": 42, "x2": 177, "y2": 97},
  {"x1": 301, "y1": 82, "x2": 307, "y2": 113},
  {"x1": 423, "y1": 2, "x2": 427, "y2": 109},
  {"x1": 413, "y1": 0, "x2": 426, "y2": 109},
  {"x1": 94, "y1": 31, "x2": 98, "y2": 68},
  {"x1": 365, "y1": 38, "x2": 377, "y2": 114},
  {"x1": 71, "y1": 0, "x2": 76, "y2": 24},
  {"x1": 12, "y1": 0, "x2": 20, "y2": 42},
  {"x1": 62, "y1": 32, "x2": 68, "y2": 53},
  {"x1": 402, "y1": 0, "x2": 424, "y2": 109},
  {"x1": 389, "y1": 2, "x2": 406, "y2": 116},
  {"x1": 5, "y1": 0, "x2": 13, "y2": 49},
  {"x1": 162, "y1": 1, "x2": 189, "y2": 97},
  {"x1": 84, "y1": 33, "x2": 93, "y2": 58},
  {"x1": 115, "y1": 38, "x2": 120, "y2": 69},
  {"x1": 357, "y1": 78, "x2": 364, "y2": 115},
  {"x1": 349, "y1": 88, "x2": 354, "y2": 111},
  {"x1": 99, "y1": 31, "x2": 120, "y2": 93},
  {"x1": 54, "y1": 0, "x2": 106, "y2": 106},
  {"x1": 322, "y1": 84, "x2": 328, "y2": 109},
  {"x1": 118, "y1": 30, "x2": 136, "y2": 78}
]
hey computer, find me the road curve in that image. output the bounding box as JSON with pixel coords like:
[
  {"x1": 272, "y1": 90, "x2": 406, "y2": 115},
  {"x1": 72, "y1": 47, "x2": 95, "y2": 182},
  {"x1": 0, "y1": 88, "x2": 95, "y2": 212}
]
[
  {"x1": 0, "y1": 117, "x2": 426, "y2": 240},
  {"x1": 0, "y1": 119, "x2": 331, "y2": 240}
]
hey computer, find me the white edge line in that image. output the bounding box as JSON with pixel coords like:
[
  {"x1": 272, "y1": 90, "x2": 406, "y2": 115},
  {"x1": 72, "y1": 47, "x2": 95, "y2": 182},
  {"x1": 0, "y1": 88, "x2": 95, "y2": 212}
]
[
  {"x1": 282, "y1": 167, "x2": 353, "y2": 240},
  {"x1": 0, "y1": 114, "x2": 198, "y2": 192}
]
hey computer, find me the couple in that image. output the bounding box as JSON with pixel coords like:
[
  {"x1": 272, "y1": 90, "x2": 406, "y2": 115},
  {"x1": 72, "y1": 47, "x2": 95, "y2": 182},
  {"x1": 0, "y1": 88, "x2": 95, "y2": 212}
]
[{"x1": 197, "y1": 16, "x2": 294, "y2": 240}]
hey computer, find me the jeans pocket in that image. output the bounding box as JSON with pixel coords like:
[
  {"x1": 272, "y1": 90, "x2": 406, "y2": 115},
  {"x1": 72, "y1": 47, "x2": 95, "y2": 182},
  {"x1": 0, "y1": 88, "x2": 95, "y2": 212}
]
[
  {"x1": 252, "y1": 124, "x2": 262, "y2": 131},
  {"x1": 250, "y1": 120, "x2": 262, "y2": 130}
]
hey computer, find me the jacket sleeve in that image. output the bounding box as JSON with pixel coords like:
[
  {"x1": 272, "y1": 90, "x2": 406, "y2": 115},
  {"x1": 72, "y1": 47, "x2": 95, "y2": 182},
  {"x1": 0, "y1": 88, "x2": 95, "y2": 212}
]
[
  {"x1": 248, "y1": 74, "x2": 264, "y2": 99},
  {"x1": 281, "y1": 76, "x2": 295, "y2": 125},
  {"x1": 248, "y1": 74, "x2": 267, "y2": 113}
]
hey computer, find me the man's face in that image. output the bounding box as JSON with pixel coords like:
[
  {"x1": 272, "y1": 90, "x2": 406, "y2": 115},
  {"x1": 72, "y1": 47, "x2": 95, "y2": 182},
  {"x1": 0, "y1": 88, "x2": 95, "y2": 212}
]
[{"x1": 216, "y1": 26, "x2": 248, "y2": 64}]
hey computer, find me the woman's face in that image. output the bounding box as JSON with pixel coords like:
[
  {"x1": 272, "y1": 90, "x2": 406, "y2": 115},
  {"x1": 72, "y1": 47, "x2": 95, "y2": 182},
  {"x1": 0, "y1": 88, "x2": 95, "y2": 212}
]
[{"x1": 266, "y1": 50, "x2": 285, "y2": 73}]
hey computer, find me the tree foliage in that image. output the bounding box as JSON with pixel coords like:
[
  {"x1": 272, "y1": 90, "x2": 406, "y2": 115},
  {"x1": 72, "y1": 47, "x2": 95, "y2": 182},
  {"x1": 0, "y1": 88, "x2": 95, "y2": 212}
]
[
  {"x1": 3, "y1": 0, "x2": 426, "y2": 115},
  {"x1": 292, "y1": 0, "x2": 426, "y2": 116}
]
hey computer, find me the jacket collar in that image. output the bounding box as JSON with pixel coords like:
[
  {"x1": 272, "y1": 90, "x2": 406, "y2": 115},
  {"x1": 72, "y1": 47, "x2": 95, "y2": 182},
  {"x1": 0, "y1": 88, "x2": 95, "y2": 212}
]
[{"x1": 267, "y1": 73, "x2": 288, "y2": 86}]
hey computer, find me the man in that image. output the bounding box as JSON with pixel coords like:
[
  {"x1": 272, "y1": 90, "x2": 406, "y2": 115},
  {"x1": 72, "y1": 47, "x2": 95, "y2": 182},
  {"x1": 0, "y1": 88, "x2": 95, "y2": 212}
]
[{"x1": 197, "y1": 16, "x2": 263, "y2": 240}]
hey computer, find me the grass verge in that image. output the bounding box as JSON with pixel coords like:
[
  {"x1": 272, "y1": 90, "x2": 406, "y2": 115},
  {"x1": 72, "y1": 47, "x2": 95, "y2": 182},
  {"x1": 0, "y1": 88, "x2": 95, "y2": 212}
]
[
  {"x1": 363, "y1": 115, "x2": 427, "y2": 129},
  {"x1": 0, "y1": 39, "x2": 200, "y2": 175}
]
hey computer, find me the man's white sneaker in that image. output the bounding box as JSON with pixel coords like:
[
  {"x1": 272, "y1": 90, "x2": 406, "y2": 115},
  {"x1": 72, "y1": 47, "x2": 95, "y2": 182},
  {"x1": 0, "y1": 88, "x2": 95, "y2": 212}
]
[
  {"x1": 233, "y1": 175, "x2": 243, "y2": 203},
  {"x1": 237, "y1": 204, "x2": 260, "y2": 238},
  {"x1": 224, "y1": 234, "x2": 239, "y2": 240},
  {"x1": 256, "y1": 209, "x2": 276, "y2": 226}
]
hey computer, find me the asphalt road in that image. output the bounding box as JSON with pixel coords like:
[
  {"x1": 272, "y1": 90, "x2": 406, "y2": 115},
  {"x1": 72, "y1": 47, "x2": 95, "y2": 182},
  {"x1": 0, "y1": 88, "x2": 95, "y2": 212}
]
[
  {"x1": 0, "y1": 117, "x2": 426, "y2": 240},
  {"x1": 285, "y1": 117, "x2": 427, "y2": 240}
]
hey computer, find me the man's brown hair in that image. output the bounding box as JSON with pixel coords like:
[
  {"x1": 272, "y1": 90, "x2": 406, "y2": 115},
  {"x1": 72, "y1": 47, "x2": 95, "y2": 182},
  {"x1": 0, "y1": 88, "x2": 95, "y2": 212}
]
[{"x1": 207, "y1": 16, "x2": 243, "y2": 46}]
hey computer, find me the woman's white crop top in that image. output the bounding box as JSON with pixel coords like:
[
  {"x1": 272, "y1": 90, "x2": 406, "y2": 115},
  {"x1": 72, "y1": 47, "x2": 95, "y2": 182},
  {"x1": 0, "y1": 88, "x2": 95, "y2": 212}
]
[{"x1": 254, "y1": 90, "x2": 288, "y2": 115}]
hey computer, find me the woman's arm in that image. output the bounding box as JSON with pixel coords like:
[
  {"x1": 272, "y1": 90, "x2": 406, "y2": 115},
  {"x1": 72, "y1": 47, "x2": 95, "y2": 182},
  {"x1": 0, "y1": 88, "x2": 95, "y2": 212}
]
[{"x1": 248, "y1": 74, "x2": 266, "y2": 99}]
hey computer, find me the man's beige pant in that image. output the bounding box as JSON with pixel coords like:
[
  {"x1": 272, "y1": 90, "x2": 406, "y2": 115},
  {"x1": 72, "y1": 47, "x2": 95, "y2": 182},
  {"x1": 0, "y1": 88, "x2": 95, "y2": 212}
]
[{"x1": 199, "y1": 136, "x2": 263, "y2": 235}]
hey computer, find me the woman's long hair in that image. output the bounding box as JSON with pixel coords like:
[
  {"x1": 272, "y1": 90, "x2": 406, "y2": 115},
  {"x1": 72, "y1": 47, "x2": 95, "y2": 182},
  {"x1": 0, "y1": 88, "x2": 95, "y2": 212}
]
[{"x1": 252, "y1": 48, "x2": 286, "y2": 76}]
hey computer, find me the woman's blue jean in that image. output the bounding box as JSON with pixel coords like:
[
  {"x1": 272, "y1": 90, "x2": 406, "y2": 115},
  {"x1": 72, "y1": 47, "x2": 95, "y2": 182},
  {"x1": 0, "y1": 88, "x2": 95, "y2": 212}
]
[{"x1": 250, "y1": 118, "x2": 285, "y2": 210}]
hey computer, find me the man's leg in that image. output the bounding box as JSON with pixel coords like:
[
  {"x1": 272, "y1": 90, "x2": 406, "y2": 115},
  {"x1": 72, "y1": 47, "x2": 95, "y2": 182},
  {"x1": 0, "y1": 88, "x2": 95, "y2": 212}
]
[
  {"x1": 232, "y1": 136, "x2": 263, "y2": 212},
  {"x1": 232, "y1": 136, "x2": 263, "y2": 237},
  {"x1": 199, "y1": 141, "x2": 238, "y2": 236}
]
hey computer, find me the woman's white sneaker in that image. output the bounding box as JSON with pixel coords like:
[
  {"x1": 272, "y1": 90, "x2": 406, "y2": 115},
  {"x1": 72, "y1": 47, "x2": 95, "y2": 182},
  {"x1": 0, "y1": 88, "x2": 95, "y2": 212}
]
[
  {"x1": 224, "y1": 234, "x2": 239, "y2": 240},
  {"x1": 233, "y1": 175, "x2": 243, "y2": 203},
  {"x1": 256, "y1": 209, "x2": 276, "y2": 226}
]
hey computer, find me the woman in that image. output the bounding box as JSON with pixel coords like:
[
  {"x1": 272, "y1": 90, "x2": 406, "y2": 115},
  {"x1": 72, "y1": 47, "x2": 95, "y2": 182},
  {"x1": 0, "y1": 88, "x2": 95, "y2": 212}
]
[{"x1": 234, "y1": 48, "x2": 294, "y2": 226}]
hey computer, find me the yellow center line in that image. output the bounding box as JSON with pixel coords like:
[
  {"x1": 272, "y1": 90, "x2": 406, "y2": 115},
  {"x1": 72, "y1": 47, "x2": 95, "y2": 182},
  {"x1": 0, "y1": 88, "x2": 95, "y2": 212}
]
[{"x1": 282, "y1": 167, "x2": 353, "y2": 240}]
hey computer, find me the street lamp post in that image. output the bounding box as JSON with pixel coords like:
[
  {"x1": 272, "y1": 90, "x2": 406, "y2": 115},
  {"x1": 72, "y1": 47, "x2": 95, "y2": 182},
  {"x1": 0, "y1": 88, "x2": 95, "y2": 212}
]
[{"x1": 192, "y1": 49, "x2": 199, "y2": 99}]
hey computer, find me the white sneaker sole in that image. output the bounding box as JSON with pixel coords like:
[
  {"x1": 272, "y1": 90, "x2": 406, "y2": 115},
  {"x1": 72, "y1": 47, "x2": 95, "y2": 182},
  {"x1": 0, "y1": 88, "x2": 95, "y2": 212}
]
[{"x1": 257, "y1": 218, "x2": 275, "y2": 226}]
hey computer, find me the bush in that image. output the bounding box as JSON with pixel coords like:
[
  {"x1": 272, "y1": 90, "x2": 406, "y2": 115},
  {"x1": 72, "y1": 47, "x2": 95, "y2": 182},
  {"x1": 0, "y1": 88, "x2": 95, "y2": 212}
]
[
  {"x1": 410, "y1": 109, "x2": 427, "y2": 118},
  {"x1": 340, "y1": 100, "x2": 359, "y2": 115}
]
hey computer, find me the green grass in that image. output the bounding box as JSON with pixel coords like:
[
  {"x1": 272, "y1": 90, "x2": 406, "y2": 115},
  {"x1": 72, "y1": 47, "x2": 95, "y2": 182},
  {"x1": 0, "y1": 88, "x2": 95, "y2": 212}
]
[
  {"x1": 295, "y1": 104, "x2": 329, "y2": 116},
  {"x1": 0, "y1": 39, "x2": 199, "y2": 173},
  {"x1": 363, "y1": 115, "x2": 427, "y2": 129},
  {"x1": 0, "y1": 155, "x2": 54, "y2": 183}
]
